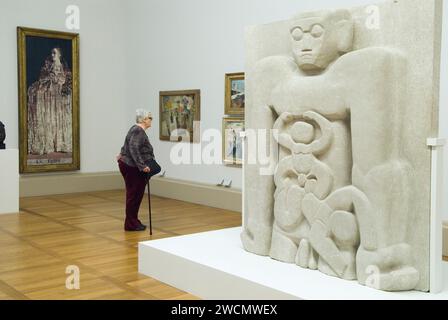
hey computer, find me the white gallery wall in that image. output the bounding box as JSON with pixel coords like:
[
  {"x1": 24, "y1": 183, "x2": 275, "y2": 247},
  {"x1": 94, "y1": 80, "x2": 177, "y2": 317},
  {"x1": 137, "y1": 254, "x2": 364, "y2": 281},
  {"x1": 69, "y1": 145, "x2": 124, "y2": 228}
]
[
  {"x1": 125, "y1": 0, "x2": 448, "y2": 212},
  {"x1": 0, "y1": 0, "x2": 129, "y2": 173},
  {"x1": 0, "y1": 0, "x2": 447, "y2": 219},
  {"x1": 124, "y1": 0, "x2": 386, "y2": 189}
]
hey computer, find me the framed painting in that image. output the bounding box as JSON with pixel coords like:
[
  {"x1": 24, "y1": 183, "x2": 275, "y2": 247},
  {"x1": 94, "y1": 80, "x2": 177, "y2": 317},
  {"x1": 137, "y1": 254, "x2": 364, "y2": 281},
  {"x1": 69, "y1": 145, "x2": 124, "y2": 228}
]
[
  {"x1": 17, "y1": 27, "x2": 80, "y2": 173},
  {"x1": 224, "y1": 72, "x2": 245, "y2": 116},
  {"x1": 159, "y1": 90, "x2": 200, "y2": 143},
  {"x1": 222, "y1": 118, "x2": 244, "y2": 166}
]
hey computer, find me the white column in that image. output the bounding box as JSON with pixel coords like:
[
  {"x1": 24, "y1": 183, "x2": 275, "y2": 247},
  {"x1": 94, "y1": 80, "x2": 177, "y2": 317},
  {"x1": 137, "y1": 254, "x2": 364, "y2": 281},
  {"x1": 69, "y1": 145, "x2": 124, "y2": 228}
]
[
  {"x1": 0, "y1": 149, "x2": 19, "y2": 214},
  {"x1": 427, "y1": 138, "x2": 446, "y2": 294},
  {"x1": 240, "y1": 131, "x2": 246, "y2": 229}
]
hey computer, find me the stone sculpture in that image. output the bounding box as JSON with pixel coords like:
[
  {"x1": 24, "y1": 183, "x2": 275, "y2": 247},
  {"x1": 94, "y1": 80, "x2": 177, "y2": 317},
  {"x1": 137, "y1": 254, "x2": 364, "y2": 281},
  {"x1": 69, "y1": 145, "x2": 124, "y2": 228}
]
[
  {"x1": 242, "y1": 0, "x2": 442, "y2": 292},
  {"x1": 0, "y1": 121, "x2": 5, "y2": 149}
]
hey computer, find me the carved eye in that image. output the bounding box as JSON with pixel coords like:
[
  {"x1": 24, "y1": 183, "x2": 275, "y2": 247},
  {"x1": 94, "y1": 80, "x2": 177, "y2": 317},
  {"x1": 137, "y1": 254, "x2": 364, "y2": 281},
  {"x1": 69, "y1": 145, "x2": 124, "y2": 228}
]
[
  {"x1": 310, "y1": 24, "x2": 324, "y2": 38},
  {"x1": 291, "y1": 27, "x2": 304, "y2": 41}
]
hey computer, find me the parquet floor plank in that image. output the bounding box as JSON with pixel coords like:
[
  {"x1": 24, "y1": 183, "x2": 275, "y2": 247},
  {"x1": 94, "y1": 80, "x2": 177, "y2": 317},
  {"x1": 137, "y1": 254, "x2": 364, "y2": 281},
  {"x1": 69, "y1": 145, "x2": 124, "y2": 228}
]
[{"x1": 0, "y1": 190, "x2": 241, "y2": 300}]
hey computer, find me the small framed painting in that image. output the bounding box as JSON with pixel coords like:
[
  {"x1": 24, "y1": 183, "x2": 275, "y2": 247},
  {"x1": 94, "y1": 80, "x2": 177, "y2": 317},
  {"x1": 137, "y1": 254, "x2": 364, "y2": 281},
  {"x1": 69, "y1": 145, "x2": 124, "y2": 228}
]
[
  {"x1": 159, "y1": 90, "x2": 200, "y2": 143},
  {"x1": 222, "y1": 118, "x2": 244, "y2": 166},
  {"x1": 224, "y1": 72, "x2": 245, "y2": 116},
  {"x1": 17, "y1": 27, "x2": 80, "y2": 173}
]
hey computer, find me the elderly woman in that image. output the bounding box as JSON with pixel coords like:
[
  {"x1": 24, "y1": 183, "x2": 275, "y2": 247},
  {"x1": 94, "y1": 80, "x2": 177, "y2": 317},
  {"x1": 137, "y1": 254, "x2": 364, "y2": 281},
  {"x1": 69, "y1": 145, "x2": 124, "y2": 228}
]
[{"x1": 117, "y1": 109, "x2": 161, "y2": 231}]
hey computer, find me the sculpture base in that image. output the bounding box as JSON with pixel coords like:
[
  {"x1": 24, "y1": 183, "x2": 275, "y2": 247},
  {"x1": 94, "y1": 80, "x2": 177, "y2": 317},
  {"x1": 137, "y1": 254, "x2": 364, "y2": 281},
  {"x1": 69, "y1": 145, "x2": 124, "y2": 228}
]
[
  {"x1": 138, "y1": 227, "x2": 448, "y2": 300},
  {"x1": 0, "y1": 149, "x2": 19, "y2": 214}
]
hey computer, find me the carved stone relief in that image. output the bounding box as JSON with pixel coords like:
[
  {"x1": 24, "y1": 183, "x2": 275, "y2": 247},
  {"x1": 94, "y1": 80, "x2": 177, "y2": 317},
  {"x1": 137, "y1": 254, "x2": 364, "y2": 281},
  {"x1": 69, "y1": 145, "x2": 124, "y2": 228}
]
[{"x1": 242, "y1": 0, "x2": 442, "y2": 292}]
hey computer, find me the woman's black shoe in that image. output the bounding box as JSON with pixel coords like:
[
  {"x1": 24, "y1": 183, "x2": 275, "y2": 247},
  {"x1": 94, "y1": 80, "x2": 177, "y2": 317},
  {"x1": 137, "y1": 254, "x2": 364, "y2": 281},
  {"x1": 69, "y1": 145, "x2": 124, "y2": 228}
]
[{"x1": 125, "y1": 225, "x2": 147, "y2": 232}]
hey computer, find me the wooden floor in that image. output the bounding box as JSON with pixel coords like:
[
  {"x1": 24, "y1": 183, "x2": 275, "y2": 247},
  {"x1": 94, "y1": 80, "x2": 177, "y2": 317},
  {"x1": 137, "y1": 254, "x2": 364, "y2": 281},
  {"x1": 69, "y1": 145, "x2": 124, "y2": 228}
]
[
  {"x1": 1, "y1": 191, "x2": 446, "y2": 300},
  {"x1": 0, "y1": 190, "x2": 242, "y2": 300}
]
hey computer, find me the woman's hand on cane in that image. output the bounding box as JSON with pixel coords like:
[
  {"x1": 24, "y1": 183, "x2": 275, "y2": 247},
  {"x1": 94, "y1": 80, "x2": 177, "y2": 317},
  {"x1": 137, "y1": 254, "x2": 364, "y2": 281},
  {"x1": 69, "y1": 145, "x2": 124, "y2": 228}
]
[{"x1": 143, "y1": 167, "x2": 151, "y2": 173}]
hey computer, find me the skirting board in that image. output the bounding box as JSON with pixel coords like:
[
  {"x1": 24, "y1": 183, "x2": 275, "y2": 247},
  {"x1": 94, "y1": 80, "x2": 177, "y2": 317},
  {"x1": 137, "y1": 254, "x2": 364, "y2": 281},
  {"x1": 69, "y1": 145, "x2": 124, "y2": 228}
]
[
  {"x1": 149, "y1": 177, "x2": 242, "y2": 212},
  {"x1": 20, "y1": 171, "x2": 125, "y2": 197},
  {"x1": 19, "y1": 172, "x2": 242, "y2": 212}
]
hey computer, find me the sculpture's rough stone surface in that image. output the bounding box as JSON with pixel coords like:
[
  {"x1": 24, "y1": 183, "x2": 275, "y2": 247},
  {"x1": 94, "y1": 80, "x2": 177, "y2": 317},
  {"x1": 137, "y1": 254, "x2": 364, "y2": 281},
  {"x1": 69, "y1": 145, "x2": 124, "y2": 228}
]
[{"x1": 242, "y1": 0, "x2": 442, "y2": 292}]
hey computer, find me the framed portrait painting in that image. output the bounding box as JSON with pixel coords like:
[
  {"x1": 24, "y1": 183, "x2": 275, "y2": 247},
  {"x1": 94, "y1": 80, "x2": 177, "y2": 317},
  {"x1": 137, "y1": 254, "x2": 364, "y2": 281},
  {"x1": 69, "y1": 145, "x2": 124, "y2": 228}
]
[
  {"x1": 224, "y1": 72, "x2": 245, "y2": 116},
  {"x1": 222, "y1": 118, "x2": 244, "y2": 166},
  {"x1": 159, "y1": 90, "x2": 200, "y2": 143},
  {"x1": 17, "y1": 27, "x2": 80, "y2": 173}
]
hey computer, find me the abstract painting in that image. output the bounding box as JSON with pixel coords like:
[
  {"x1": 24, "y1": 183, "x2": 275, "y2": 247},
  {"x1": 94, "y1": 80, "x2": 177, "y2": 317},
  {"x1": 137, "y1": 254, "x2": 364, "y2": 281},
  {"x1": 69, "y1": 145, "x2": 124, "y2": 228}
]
[
  {"x1": 225, "y1": 72, "x2": 245, "y2": 116},
  {"x1": 159, "y1": 90, "x2": 200, "y2": 143}
]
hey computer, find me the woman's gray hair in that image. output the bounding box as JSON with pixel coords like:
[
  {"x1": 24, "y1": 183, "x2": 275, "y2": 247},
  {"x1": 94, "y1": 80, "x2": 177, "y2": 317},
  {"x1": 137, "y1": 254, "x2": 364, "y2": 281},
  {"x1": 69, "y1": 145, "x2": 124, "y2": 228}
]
[{"x1": 135, "y1": 109, "x2": 152, "y2": 123}]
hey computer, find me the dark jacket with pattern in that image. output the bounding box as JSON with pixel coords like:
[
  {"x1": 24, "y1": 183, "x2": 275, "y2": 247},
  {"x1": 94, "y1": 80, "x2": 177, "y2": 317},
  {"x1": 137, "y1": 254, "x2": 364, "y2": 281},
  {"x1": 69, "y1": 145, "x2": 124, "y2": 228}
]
[{"x1": 120, "y1": 125, "x2": 155, "y2": 171}]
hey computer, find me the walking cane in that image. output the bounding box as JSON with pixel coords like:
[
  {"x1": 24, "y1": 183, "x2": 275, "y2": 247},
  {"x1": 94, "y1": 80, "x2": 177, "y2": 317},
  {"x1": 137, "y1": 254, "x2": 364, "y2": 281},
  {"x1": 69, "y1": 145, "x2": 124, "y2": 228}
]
[{"x1": 147, "y1": 178, "x2": 153, "y2": 235}]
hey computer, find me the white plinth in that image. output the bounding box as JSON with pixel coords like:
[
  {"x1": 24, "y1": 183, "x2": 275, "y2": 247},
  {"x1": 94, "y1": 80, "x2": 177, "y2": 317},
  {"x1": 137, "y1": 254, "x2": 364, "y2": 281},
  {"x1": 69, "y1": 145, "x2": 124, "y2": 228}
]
[
  {"x1": 138, "y1": 227, "x2": 448, "y2": 300},
  {"x1": 0, "y1": 149, "x2": 19, "y2": 214}
]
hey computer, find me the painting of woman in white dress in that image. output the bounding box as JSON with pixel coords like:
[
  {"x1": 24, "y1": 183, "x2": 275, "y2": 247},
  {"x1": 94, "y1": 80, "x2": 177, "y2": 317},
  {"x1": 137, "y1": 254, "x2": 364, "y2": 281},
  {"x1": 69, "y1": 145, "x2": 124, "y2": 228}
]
[
  {"x1": 18, "y1": 27, "x2": 79, "y2": 173},
  {"x1": 222, "y1": 118, "x2": 244, "y2": 166}
]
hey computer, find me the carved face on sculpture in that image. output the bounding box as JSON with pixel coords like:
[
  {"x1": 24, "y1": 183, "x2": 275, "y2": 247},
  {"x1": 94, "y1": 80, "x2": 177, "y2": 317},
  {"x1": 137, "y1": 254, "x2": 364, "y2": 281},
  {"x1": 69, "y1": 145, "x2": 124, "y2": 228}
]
[{"x1": 289, "y1": 10, "x2": 353, "y2": 72}]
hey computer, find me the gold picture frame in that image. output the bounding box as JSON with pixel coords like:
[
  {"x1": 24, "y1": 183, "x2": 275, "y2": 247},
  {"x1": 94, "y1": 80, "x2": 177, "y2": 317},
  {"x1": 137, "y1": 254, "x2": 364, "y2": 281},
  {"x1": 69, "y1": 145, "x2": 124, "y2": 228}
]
[
  {"x1": 222, "y1": 118, "x2": 244, "y2": 166},
  {"x1": 159, "y1": 90, "x2": 201, "y2": 143},
  {"x1": 224, "y1": 72, "x2": 245, "y2": 116},
  {"x1": 17, "y1": 27, "x2": 80, "y2": 173}
]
